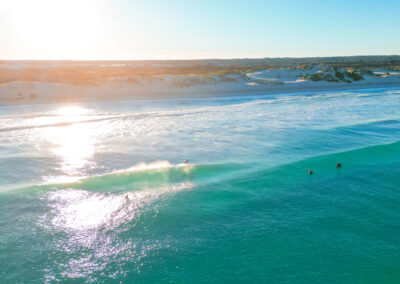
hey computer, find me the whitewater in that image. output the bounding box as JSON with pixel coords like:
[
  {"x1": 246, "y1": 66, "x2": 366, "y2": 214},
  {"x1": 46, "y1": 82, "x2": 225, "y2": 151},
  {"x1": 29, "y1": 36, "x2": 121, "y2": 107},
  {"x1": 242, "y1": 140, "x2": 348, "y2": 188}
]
[{"x1": 1, "y1": 87, "x2": 400, "y2": 283}]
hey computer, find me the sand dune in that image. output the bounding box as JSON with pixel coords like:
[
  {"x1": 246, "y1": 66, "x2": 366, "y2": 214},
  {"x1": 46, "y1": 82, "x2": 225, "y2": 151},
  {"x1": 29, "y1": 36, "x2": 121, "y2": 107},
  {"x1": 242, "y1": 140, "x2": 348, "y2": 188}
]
[{"x1": 1, "y1": 59, "x2": 400, "y2": 103}]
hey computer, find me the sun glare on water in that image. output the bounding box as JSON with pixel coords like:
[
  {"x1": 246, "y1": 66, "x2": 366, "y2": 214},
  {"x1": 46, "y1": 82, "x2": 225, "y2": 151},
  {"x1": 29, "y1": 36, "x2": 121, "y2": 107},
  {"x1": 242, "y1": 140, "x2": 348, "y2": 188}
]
[
  {"x1": 44, "y1": 106, "x2": 96, "y2": 180},
  {"x1": 55, "y1": 106, "x2": 89, "y2": 116}
]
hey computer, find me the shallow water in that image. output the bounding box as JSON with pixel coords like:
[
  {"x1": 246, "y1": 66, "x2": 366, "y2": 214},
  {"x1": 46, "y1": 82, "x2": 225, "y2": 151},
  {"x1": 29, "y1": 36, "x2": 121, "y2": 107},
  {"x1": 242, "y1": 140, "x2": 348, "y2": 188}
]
[{"x1": 1, "y1": 88, "x2": 400, "y2": 283}]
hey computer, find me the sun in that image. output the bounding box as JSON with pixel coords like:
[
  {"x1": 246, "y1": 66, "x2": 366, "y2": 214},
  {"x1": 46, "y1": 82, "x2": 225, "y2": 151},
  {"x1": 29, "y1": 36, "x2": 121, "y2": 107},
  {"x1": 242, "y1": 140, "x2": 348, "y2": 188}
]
[{"x1": 1, "y1": 0, "x2": 106, "y2": 59}]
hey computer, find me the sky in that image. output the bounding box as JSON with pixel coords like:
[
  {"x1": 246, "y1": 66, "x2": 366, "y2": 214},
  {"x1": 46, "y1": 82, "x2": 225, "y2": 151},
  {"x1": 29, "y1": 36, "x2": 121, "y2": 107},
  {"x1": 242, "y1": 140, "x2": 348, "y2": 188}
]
[{"x1": 0, "y1": 0, "x2": 399, "y2": 60}]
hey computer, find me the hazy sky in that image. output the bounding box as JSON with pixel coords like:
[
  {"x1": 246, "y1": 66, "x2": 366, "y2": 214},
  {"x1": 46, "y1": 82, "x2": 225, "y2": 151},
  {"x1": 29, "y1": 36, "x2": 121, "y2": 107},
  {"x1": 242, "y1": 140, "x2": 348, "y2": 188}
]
[{"x1": 1, "y1": 0, "x2": 399, "y2": 60}]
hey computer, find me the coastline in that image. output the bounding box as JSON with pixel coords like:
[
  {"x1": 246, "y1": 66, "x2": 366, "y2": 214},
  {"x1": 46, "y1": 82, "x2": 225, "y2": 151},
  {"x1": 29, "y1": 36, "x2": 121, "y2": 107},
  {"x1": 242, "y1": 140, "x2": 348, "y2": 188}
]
[
  {"x1": 2, "y1": 58, "x2": 400, "y2": 105},
  {"x1": 1, "y1": 80, "x2": 400, "y2": 106}
]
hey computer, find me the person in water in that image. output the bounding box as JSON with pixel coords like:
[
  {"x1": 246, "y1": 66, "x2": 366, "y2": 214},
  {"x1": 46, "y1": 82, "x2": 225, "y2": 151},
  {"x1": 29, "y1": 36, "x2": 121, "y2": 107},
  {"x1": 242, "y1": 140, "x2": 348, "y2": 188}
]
[
  {"x1": 184, "y1": 160, "x2": 189, "y2": 164},
  {"x1": 336, "y1": 162, "x2": 342, "y2": 168},
  {"x1": 307, "y1": 169, "x2": 313, "y2": 175}
]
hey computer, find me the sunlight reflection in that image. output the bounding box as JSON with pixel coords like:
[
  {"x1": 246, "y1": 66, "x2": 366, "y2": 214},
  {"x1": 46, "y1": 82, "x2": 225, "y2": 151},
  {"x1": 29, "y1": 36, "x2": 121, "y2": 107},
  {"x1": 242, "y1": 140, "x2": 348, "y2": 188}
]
[
  {"x1": 47, "y1": 183, "x2": 193, "y2": 232},
  {"x1": 49, "y1": 190, "x2": 129, "y2": 231},
  {"x1": 49, "y1": 124, "x2": 95, "y2": 175},
  {"x1": 40, "y1": 185, "x2": 191, "y2": 281},
  {"x1": 55, "y1": 106, "x2": 90, "y2": 116},
  {"x1": 45, "y1": 106, "x2": 96, "y2": 177}
]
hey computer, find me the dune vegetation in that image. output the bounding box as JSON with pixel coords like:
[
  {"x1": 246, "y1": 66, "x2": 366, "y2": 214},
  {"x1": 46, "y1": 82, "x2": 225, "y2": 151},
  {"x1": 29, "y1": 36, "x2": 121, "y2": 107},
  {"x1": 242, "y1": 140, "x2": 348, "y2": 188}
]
[{"x1": 1, "y1": 56, "x2": 400, "y2": 86}]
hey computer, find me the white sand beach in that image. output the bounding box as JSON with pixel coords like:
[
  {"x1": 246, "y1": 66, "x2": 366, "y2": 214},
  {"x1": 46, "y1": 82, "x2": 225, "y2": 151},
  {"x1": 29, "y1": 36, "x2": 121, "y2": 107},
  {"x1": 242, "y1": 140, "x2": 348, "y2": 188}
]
[{"x1": 1, "y1": 62, "x2": 400, "y2": 104}]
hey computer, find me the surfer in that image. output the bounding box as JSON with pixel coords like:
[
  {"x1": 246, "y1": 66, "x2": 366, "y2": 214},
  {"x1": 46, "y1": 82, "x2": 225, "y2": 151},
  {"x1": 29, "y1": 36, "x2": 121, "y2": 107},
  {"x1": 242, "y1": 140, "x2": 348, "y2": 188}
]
[
  {"x1": 336, "y1": 162, "x2": 342, "y2": 168},
  {"x1": 307, "y1": 169, "x2": 313, "y2": 175},
  {"x1": 184, "y1": 160, "x2": 189, "y2": 165}
]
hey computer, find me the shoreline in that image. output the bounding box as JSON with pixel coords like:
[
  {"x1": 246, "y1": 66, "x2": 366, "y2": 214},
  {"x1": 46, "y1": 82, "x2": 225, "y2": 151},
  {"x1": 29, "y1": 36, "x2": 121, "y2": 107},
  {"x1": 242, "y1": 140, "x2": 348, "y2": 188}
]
[{"x1": 1, "y1": 80, "x2": 400, "y2": 107}]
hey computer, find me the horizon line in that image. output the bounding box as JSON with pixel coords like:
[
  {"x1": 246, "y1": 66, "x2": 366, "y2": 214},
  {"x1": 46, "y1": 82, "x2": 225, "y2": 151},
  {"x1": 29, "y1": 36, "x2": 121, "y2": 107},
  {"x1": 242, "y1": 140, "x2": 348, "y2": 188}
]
[{"x1": 1, "y1": 54, "x2": 400, "y2": 62}]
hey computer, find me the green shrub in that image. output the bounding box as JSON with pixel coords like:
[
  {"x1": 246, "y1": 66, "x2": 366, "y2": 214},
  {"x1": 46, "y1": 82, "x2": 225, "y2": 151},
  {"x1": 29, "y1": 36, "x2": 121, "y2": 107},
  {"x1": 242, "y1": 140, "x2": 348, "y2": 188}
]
[
  {"x1": 345, "y1": 71, "x2": 364, "y2": 81},
  {"x1": 361, "y1": 69, "x2": 374, "y2": 76},
  {"x1": 335, "y1": 71, "x2": 344, "y2": 79},
  {"x1": 309, "y1": 73, "x2": 339, "y2": 82},
  {"x1": 309, "y1": 73, "x2": 324, "y2": 81}
]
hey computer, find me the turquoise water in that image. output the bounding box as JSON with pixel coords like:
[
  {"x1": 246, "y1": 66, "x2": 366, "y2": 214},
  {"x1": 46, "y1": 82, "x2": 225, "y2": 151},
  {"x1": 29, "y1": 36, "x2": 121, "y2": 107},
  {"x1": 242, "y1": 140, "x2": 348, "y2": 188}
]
[{"x1": 1, "y1": 88, "x2": 400, "y2": 283}]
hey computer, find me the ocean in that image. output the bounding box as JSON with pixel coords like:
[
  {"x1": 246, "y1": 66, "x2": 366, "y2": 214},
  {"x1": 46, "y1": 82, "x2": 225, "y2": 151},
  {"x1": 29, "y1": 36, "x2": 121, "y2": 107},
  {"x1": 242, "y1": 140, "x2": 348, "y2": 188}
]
[{"x1": 0, "y1": 88, "x2": 400, "y2": 283}]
